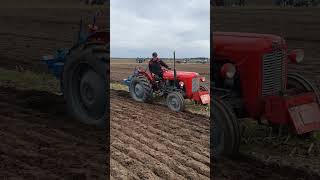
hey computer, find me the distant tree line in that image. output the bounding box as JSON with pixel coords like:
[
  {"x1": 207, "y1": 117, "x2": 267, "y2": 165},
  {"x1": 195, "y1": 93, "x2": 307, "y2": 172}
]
[{"x1": 211, "y1": 0, "x2": 319, "y2": 6}]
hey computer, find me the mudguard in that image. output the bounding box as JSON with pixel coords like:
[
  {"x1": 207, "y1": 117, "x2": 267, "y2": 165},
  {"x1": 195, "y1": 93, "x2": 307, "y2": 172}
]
[{"x1": 41, "y1": 49, "x2": 68, "y2": 79}]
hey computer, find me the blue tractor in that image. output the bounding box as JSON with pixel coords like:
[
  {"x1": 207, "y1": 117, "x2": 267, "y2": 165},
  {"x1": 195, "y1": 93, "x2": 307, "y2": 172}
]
[{"x1": 42, "y1": 15, "x2": 108, "y2": 128}]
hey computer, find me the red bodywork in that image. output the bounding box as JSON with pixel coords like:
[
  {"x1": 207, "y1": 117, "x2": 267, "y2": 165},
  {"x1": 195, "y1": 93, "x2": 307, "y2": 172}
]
[
  {"x1": 136, "y1": 68, "x2": 210, "y2": 105},
  {"x1": 214, "y1": 32, "x2": 320, "y2": 134}
]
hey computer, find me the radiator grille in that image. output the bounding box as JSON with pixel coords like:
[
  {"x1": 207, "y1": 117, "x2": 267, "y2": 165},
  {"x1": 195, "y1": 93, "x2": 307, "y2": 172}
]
[
  {"x1": 192, "y1": 78, "x2": 200, "y2": 92},
  {"x1": 262, "y1": 47, "x2": 285, "y2": 96}
]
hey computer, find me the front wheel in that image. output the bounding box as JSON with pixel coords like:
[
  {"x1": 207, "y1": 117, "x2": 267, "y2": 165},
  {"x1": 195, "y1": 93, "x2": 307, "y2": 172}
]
[
  {"x1": 166, "y1": 92, "x2": 185, "y2": 112},
  {"x1": 212, "y1": 98, "x2": 240, "y2": 159}
]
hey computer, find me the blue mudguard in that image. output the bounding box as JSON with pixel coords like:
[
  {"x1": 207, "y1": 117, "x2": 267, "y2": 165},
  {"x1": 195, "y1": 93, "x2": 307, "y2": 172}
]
[
  {"x1": 41, "y1": 49, "x2": 68, "y2": 79},
  {"x1": 123, "y1": 75, "x2": 134, "y2": 87}
]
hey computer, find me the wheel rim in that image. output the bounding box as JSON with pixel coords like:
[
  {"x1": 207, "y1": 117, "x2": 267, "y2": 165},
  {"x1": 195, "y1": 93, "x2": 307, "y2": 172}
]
[
  {"x1": 72, "y1": 64, "x2": 105, "y2": 120},
  {"x1": 167, "y1": 94, "x2": 181, "y2": 111},
  {"x1": 80, "y1": 74, "x2": 95, "y2": 105},
  {"x1": 134, "y1": 83, "x2": 144, "y2": 99}
]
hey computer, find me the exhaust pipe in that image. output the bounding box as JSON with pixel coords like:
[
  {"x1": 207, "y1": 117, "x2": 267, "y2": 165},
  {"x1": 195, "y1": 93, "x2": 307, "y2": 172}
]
[{"x1": 173, "y1": 51, "x2": 177, "y2": 89}]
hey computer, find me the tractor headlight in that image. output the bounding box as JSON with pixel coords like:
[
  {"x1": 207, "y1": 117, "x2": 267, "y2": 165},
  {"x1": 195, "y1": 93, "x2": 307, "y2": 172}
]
[
  {"x1": 179, "y1": 81, "x2": 184, "y2": 87},
  {"x1": 220, "y1": 63, "x2": 236, "y2": 79},
  {"x1": 288, "y1": 49, "x2": 304, "y2": 64}
]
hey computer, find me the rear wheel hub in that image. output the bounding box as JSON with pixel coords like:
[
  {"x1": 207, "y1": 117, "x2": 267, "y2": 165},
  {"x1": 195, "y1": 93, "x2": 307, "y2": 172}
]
[
  {"x1": 80, "y1": 80, "x2": 94, "y2": 105},
  {"x1": 168, "y1": 96, "x2": 179, "y2": 109},
  {"x1": 166, "y1": 92, "x2": 185, "y2": 112},
  {"x1": 134, "y1": 83, "x2": 144, "y2": 98},
  {"x1": 77, "y1": 68, "x2": 105, "y2": 117}
]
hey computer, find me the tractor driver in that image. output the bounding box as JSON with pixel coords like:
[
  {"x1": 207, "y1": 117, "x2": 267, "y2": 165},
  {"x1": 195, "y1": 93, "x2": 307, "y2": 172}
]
[{"x1": 149, "y1": 52, "x2": 170, "y2": 80}]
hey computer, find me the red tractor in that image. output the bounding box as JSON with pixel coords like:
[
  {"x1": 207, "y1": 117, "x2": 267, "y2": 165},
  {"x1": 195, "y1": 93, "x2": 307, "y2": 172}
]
[
  {"x1": 212, "y1": 32, "x2": 320, "y2": 157},
  {"x1": 123, "y1": 52, "x2": 210, "y2": 111}
]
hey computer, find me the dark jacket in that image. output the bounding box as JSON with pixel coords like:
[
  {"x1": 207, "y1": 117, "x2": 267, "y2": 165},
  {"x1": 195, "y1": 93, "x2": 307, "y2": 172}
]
[{"x1": 148, "y1": 57, "x2": 169, "y2": 75}]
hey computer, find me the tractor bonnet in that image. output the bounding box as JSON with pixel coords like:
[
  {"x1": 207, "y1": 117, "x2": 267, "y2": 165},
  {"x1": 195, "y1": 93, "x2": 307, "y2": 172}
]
[{"x1": 163, "y1": 70, "x2": 199, "y2": 80}]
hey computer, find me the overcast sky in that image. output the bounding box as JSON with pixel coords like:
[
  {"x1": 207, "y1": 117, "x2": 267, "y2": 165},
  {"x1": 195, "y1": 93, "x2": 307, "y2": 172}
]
[{"x1": 110, "y1": 0, "x2": 210, "y2": 58}]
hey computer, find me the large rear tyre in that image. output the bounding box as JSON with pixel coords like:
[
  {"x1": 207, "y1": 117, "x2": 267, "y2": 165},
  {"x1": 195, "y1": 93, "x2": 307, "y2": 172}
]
[
  {"x1": 63, "y1": 43, "x2": 107, "y2": 128},
  {"x1": 129, "y1": 76, "x2": 153, "y2": 102},
  {"x1": 166, "y1": 92, "x2": 185, "y2": 112},
  {"x1": 212, "y1": 98, "x2": 240, "y2": 159}
]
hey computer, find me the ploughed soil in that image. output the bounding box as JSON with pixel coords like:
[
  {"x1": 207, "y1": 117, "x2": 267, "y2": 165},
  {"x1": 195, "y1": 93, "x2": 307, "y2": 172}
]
[
  {"x1": 110, "y1": 59, "x2": 212, "y2": 179},
  {"x1": 109, "y1": 89, "x2": 320, "y2": 180},
  {"x1": 212, "y1": 7, "x2": 320, "y2": 179},
  {"x1": 214, "y1": 155, "x2": 320, "y2": 180},
  {"x1": 213, "y1": 119, "x2": 320, "y2": 180},
  {"x1": 0, "y1": 86, "x2": 107, "y2": 179},
  {"x1": 110, "y1": 90, "x2": 210, "y2": 179}
]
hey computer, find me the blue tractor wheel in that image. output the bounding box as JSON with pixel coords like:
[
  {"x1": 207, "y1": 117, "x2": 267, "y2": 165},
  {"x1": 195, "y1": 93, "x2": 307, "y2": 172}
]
[{"x1": 62, "y1": 43, "x2": 108, "y2": 128}]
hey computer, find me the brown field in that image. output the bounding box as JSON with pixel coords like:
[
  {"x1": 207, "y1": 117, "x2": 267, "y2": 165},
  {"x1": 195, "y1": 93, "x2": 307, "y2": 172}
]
[
  {"x1": 110, "y1": 90, "x2": 209, "y2": 179},
  {"x1": 0, "y1": 1, "x2": 108, "y2": 179},
  {"x1": 213, "y1": 7, "x2": 320, "y2": 179},
  {"x1": 110, "y1": 59, "x2": 210, "y2": 179}
]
